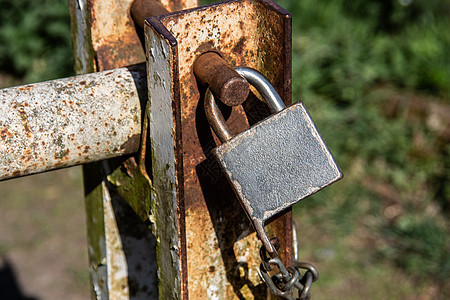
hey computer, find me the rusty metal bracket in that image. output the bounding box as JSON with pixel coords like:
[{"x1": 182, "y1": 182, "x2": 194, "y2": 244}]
[
  {"x1": 146, "y1": 0, "x2": 292, "y2": 297},
  {"x1": 1, "y1": 0, "x2": 294, "y2": 298}
]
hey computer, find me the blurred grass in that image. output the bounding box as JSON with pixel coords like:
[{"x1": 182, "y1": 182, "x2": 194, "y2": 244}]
[
  {"x1": 0, "y1": 0, "x2": 74, "y2": 83},
  {"x1": 0, "y1": 168, "x2": 88, "y2": 300},
  {"x1": 0, "y1": 0, "x2": 449, "y2": 299},
  {"x1": 273, "y1": 0, "x2": 450, "y2": 298}
]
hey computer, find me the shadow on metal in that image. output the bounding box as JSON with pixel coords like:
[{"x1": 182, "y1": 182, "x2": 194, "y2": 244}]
[
  {"x1": 195, "y1": 85, "x2": 270, "y2": 299},
  {"x1": 107, "y1": 182, "x2": 158, "y2": 299}
]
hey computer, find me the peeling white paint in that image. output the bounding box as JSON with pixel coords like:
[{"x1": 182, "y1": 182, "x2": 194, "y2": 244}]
[
  {"x1": 146, "y1": 24, "x2": 182, "y2": 299},
  {"x1": 0, "y1": 66, "x2": 144, "y2": 180},
  {"x1": 103, "y1": 182, "x2": 130, "y2": 299}
]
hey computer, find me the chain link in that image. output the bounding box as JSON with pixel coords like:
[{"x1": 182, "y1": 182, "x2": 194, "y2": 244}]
[{"x1": 259, "y1": 238, "x2": 318, "y2": 299}]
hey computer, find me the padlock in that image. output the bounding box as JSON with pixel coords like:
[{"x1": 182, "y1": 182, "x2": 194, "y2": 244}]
[{"x1": 205, "y1": 67, "x2": 343, "y2": 256}]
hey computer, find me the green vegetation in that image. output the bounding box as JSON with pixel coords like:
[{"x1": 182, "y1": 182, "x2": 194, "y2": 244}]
[
  {"x1": 0, "y1": 0, "x2": 73, "y2": 83},
  {"x1": 274, "y1": 0, "x2": 449, "y2": 298}
]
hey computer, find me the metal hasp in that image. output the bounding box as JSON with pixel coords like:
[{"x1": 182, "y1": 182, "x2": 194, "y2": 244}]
[
  {"x1": 207, "y1": 67, "x2": 343, "y2": 256},
  {"x1": 146, "y1": 0, "x2": 293, "y2": 298}
]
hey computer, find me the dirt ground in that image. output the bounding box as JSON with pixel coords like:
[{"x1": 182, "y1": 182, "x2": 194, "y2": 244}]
[{"x1": 0, "y1": 167, "x2": 90, "y2": 299}]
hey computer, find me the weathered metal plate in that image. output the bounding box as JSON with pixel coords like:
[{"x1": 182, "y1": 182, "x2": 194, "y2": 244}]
[
  {"x1": 0, "y1": 65, "x2": 145, "y2": 181},
  {"x1": 146, "y1": 0, "x2": 292, "y2": 298},
  {"x1": 88, "y1": 0, "x2": 198, "y2": 71},
  {"x1": 214, "y1": 101, "x2": 343, "y2": 222}
]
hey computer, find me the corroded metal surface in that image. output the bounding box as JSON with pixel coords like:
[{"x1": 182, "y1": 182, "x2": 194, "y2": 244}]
[
  {"x1": 193, "y1": 52, "x2": 250, "y2": 106},
  {"x1": 89, "y1": 0, "x2": 145, "y2": 70},
  {"x1": 88, "y1": 0, "x2": 198, "y2": 71},
  {"x1": 71, "y1": 0, "x2": 198, "y2": 299},
  {"x1": 0, "y1": 65, "x2": 146, "y2": 181},
  {"x1": 103, "y1": 178, "x2": 158, "y2": 299},
  {"x1": 68, "y1": 0, "x2": 95, "y2": 75},
  {"x1": 131, "y1": 0, "x2": 171, "y2": 29},
  {"x1": 146, "y1": 25, "x2": 186, "y2": 299},
  {"x1": 132, "y1": 3, "x2": 250, "y2": 108},
  {"x1": 146, "y1": 0, "x2": 292, "y2": 298}
]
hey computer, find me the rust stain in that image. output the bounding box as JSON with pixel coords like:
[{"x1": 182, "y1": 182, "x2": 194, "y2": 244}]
[
  {"x1": 17, "y1": 85, "x2": 34, "y2": 91},
  {"x1": 119, "y1": 134, "x2": 141, "y2": 151},
  {"x1": 89, "y1": 0, "x2": 145, "y2": 70},
  {"x1": 149, "y1": 0, "x2": 293, "y2": 298},
  {"x1": 96, "y1": 40, "x2": 146, "y2": 71},
  {"x1": 0, "y1": 127, "x2": 12, "y2": 140},
  {"x1": 89, "y1": 0, "x2": 198, "y2": 71}
]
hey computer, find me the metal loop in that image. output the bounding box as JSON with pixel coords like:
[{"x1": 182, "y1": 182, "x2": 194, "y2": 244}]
[
  {"x1": 259, "y1": 263, "x2": 294, "y2": 300},
  {"x1": 204, "y1": 87, "x2": 234, "y2": 142},
  {"x1": 292, "y1": 220, "x2": 299, "y2": 262},
  {"x1": 293, "y1": 261, "x2": 319, "y2": 282},
  {"x1": 259, "y1": 244, "x2": 274, "y2": 272},
  {"x1": 282, "y1": 267, "x2": 300, "y2": 292},
  {"x1": 298, "y1": 272, "x2": 313, "y2": 300},
  {"x1": 204, "y1": 67, "x2": 286, "y2": 143},
  {"x1": 269, "y1": 258, "x2": 290, "y2": 277},
  {"x1": 259, "y1": 235, "x2": 319, "y2": 300},
  {"x1": 234, "y1": 67, "x2": 285, "y2": 113}
]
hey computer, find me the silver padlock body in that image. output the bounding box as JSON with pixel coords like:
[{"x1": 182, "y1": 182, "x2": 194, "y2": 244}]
[{"x1": 213, "y1": 101, "x2": 342, "y2": 223}]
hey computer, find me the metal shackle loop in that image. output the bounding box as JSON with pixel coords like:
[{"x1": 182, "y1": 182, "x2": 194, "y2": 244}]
[{"x1": 204, "y1": 67, "x2": 286, "y2": 143}]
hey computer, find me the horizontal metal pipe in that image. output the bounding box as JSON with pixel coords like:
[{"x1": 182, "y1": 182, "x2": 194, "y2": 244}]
[{"x1": 0, "y1": 64, "x2": 146, "y2": 181}]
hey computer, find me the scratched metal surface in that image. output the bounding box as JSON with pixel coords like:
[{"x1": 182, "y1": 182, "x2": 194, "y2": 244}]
[
  {"x1": 214, "y1": 101, "x2": 343, "y2": 222},
  {"x1": 0, "y1": 65, "x2": 145, "y2": 181}
]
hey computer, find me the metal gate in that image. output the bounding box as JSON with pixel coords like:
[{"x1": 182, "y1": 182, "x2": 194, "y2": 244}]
[{"x1": 0, "y1": 0, "x2": 342, "y2": 298}]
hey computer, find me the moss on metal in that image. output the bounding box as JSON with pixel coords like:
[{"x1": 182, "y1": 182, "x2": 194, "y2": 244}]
[
  {"x1": 68, "y1": 0, "x2": 96, "y2": 75},
  {"x1": 106, "y1": 158, "x2": 154, "y2": 223}
]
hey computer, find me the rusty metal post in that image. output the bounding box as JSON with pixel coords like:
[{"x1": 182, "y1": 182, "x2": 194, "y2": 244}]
[
  {"x1": 68, "y1": 0, "x2": 197, "y2": 298},
  {"x1": 0, "y1": 0, "x2": 295, "y2": 298},
  {"x1": 131, "y1": 2, "x2": 250, "y2": 107}
]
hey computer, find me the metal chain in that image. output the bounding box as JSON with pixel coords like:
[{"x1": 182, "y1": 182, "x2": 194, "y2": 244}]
[{"x1": 259, "y1": 238, "x2": 319, "y2": 299}]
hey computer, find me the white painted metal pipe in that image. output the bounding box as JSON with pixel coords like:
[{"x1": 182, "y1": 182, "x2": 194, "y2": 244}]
[{"x1": 0, "y1": 64, "x2": 146, "y2": 180}]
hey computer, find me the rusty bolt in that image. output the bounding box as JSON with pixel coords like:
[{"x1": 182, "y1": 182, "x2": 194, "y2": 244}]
[
  {"x1": 131, "y1": 1, "x2": 249, "y2": 106},
  {"x1": 194, "y1": 52, "x2": 249, "y2": 106}
]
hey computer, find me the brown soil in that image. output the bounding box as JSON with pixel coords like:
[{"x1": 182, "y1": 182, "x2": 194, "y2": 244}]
[{"x1": 0, "y1": 167, "x2": 90, "y2": 300}]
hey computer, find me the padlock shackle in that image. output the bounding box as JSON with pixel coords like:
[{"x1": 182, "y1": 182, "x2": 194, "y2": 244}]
[
  {"x1": 234, "y1": 67, "x2": 286, "y2": 113},
  {"x1": 204, "y1": 67, "x2": 286, "y2": 143},
  {"x1": 204, "y1": 87, "x2": 234, "y2": 142}
]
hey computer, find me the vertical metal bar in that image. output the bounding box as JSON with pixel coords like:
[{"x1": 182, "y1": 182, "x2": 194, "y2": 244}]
[
  {"x1": 69, "y1": 0, "x2": 292, "y2": 298},
  {"x1": 68, "y1": 0, "x2": 203, "y2": 298}
]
